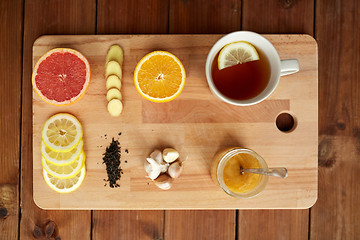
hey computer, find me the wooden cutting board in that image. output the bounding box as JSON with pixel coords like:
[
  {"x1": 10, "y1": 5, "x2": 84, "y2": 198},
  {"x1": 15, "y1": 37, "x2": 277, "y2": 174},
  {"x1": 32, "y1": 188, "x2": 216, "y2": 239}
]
[{"x1": 32, "y1": 34, "x2": 318, "y2": 209}]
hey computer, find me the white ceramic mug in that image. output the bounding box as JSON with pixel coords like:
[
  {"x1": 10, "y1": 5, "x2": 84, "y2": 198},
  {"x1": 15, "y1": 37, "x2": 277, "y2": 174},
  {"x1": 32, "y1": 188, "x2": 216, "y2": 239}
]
[{"x1": 205, "y1": 31, "x2": 299, "y2": 106}]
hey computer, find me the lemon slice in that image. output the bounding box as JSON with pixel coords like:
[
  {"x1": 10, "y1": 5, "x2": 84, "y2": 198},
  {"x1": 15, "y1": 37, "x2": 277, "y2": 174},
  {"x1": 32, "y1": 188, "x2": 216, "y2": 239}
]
[
  {"x1": 43, "y1": 166, "x2": 86, "y2": 193},
  {"x1": 42, "y1": 151, "x2": 85, "y2": 179},
  {"x1": 41, "y1": 140, "x2": 83, "y2": 166},
  {"x1": 42, "y1": 113, "x2": 83, "y2": 152},
  {"x1": 218, "y1": 41, "x2": 259, "y2": 70}
]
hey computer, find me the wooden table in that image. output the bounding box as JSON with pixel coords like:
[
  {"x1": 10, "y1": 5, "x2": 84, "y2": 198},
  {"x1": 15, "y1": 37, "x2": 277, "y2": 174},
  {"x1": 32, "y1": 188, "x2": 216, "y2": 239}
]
[{"x1": 1, "y1": 0, "x2": 359, "y2": 239}]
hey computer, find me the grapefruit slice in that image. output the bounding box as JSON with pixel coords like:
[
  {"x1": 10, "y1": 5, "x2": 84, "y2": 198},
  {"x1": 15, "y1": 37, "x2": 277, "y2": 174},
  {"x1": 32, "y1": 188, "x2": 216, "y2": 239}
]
[{"x1": 32, "y1": 48, "x2": 91, "y2": 106}]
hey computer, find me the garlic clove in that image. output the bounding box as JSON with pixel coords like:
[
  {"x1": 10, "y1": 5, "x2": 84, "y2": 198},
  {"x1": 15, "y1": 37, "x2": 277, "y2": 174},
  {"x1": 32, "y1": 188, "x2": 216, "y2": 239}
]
[
  {"x1": 160, "y1": 163, "x2": 169, "y2": 173},
  {"x1": 163, "y1": 148, "x2": 179, "y2": 163},
  {"x1": 168, "y1": 161, "x2": 183, "y2": 179},
  {"x1": 154, "y1": 174, "x2": 172, "y2": 190},
  {"x1": 145, "y1": 158, "x2": 162, "y2": 180},
  {"x1": 150, "y1": 149, "x2": 164, "y2": 164}
]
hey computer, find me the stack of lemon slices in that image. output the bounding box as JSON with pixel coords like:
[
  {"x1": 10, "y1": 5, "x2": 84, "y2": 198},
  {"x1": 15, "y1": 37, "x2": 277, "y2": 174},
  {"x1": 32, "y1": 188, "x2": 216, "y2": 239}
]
[{"x1": 41, "y1": 113, "x2": 86, "y2": 193}]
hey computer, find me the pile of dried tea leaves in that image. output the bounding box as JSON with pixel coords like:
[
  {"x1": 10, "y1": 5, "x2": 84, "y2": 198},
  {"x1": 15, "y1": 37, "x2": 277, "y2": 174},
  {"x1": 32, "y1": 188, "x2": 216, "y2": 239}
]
[{"x1": 102, "y1": 138, "x2": 122, "y2": 188}]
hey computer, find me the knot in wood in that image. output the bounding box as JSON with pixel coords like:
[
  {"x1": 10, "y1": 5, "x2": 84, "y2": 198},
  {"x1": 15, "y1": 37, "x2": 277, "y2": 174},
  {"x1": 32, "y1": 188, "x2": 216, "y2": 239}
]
[
  {"x1": 279, "y1": 0, "x2": 296, "y2": 9},
  {"x1": 33, "y1": 225, "x2": 44, "y2": 239},
  {"x1": 45, "y1": 220, "x2": 56, "y2": 237},
  {"x1": 318, "y1": 138, "x2": 336, "y2": 168},
  {"x1": 336, "y1": 121, "x2": 346, "y2": 130},
  {"x1": 0, "y1": 207, "x2": 7, "y2": 218}
]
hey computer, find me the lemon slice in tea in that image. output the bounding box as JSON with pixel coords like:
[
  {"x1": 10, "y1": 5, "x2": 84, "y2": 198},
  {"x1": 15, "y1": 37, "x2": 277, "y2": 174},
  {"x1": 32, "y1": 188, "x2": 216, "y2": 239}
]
[{"x1": 218, "y1": 41, "x2": 259, "y2": 70}]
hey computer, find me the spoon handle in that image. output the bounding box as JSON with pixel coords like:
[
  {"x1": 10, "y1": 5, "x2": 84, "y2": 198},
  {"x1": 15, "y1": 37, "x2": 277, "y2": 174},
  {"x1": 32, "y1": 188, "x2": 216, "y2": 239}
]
[{"x1": 242, "y1": 168, "x2": 288, "y2": 178}]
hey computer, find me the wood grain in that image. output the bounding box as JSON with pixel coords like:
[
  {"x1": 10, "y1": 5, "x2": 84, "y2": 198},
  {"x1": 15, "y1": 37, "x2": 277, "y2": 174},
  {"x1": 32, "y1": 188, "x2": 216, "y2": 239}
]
[
  {"x1": 95, "y1": 2, "x2": 167, "y2": 239},
  {"x1": 240, "y1": 0, "x2": 315, "y2": 239},
  {"x1": 97, "y1": 0, "x2": 169, "y2": 34},
  {"x1": 142, "y1": 100, "x2": 289, "y2": 123},
  {"x1": 169, "y1": 0, "x2": 241, "y2": 33},
  {"x1": 311, "y1": 0, "x2": 360, "y2": 239},
  {"x1": 32, "y1": 34, "x2": 317, "y2": 209},
  {"x1": 242, "y1": 0, "x2": 314, "y2": 35},
  {"x1": 20, "y1": 0, "x2": 95, "y2": 239},
  {"x1": 238, "y1": 210, "x2": 309, "y2": 239},
  {"x1": 164, "y1": 210, "x2": 236, "y2": 239},
  {"x1": 93, "y1": 211, "x2": 164, "y2": 240},
  {"x1": 0, "y1": 0, "x2": 23, "y2": 239}
]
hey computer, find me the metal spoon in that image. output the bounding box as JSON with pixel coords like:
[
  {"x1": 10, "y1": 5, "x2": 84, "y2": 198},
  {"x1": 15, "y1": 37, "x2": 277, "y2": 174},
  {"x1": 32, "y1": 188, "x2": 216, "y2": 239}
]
[{"x1": 240, "y1": 167, "x2": 288, "y2": 178}]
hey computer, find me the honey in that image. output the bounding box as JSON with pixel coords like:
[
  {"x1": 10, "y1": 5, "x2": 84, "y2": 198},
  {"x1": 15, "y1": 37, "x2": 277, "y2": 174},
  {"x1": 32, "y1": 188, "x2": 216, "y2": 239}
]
[
  {"x1": 211, "y1": 148, "x2": 268, "y2": 198},
  {"x1": 223, "y1": 153, "x2": 261, "y2": 194}
]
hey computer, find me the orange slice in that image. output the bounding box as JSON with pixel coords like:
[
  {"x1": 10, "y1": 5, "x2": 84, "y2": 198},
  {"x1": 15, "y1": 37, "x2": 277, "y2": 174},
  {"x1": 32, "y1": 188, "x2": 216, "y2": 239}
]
[{"x1": 134, "y1": 51, "x2": 186, "y2": 102}]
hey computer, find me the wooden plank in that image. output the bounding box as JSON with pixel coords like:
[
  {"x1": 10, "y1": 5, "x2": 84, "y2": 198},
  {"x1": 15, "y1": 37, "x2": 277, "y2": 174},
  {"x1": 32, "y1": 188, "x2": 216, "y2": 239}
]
[
  {"x1": 169, "y1": 0, "x2": 241, "y2": 33},
  {"x1": 239, "y1": 0, "x2": 315, "y2": 239},
  {"x1": 20, "y1": 0, "x2": 95, "y2": 239},
  {"x1": 164, "y1": 210, "x2": 236, "y2": 239},
  {"x1": 94, "y1": 1, "x2": 167, "y2": 239},
  {"x1": 238, "y1": 210, "x2": 309, "y2": 239},
  {"x1": 97, "y1": 0, "x2": 169, "y2": 34},
  {"x1": 242, "y1": 0, "x2": 314, "y2": 35},
  {"x1": 0, "y1": 0, "x2": 23, "y2": 239},
  {"x1": 32, "y1": 34, "x2": 317, "y2": 209},
  {"x1": 311, "y1": 0, "x2": 360, "y2": 239},
  {"x1": 93, "y1": 211, "x2": 164, "y2": 240}
]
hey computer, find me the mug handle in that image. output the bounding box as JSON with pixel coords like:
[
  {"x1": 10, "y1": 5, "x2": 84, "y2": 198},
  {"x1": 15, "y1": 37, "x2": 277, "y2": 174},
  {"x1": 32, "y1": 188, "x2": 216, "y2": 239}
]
[{"x1": 280, "y1": 59, "x2": 299, "y2": 76}]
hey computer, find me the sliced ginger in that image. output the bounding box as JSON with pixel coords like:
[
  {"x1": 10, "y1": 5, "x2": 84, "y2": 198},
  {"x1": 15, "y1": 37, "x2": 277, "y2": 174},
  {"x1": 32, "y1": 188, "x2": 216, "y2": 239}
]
[
  {"x1": 106, "y1": 75, "x2": 122, "y2": 90},
  {"x1": 105, "y1": 61, "x2": 122, "y2": 79},
  {"x1": 107, "y1": 88, "x2": 122, "y2": 101},
  {"x1": 105, "y1": 45, "x2": 124, "y2": 116},
  {"x1": 106, "y1": 45, "x2": 124, "y2": 66},
  {"x1": 107, "y1": 99, "x2": 123, "y2": 117}
]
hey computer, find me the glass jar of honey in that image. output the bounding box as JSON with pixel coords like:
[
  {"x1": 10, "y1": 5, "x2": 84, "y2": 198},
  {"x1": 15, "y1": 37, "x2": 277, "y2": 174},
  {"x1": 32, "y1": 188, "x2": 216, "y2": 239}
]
[{"x1": 211, "y1": 147, "x2": 268, "y2": 198}]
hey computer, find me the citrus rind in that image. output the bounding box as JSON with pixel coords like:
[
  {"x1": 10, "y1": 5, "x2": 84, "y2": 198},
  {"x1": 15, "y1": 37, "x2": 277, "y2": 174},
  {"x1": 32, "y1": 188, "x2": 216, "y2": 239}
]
[
  {"x1": 43, "y1": 166, "x2": 86, "y2": 193},
  {"x1": 42, "y1": 151, "x2": 85, "y2": 179},
  {"x1": 32, "y1": 48, "x2": 91, "y2": 106},
  {"x1": 41, "y1": 140, "x2": 83, "y2": 166}
]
